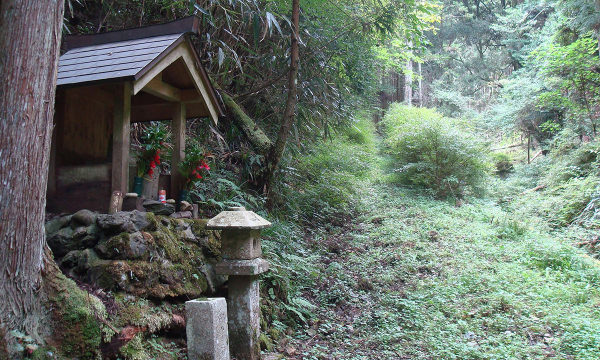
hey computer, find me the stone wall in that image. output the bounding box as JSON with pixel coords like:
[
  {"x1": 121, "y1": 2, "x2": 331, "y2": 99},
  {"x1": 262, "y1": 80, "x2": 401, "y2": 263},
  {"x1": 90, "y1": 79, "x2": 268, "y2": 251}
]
[{"x1": 46, "y1": 209, "x2": 224, "y2": 299}]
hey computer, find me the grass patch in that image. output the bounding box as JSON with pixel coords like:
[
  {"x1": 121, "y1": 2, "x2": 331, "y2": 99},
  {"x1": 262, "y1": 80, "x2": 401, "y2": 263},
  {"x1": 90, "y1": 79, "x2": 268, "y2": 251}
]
[{"x1": 264, "y1": 114, "x2": 600, "y2": 359}]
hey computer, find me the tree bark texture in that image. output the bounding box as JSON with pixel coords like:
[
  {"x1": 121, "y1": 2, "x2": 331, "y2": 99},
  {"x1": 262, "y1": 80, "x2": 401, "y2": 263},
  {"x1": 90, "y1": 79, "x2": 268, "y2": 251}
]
[
  {"x1": 0, "y1": 0, "x2": 65, "y2": 347},
  {"x1": 418, "y1": 61, "x2": 423, "y2": 107},
  {"x1": 263, "y1": 0, "x2": 300, "y2": 196},
  {"x1": 222, "y1": 93, "x2": 273, "y2": 154},
  {"x1": 404, "y1": 58, "x2": 413, "y2": 105}
]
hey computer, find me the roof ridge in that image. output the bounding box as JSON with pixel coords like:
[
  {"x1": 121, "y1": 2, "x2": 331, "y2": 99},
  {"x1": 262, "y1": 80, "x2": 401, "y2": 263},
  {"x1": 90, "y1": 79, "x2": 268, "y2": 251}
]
[{"x1": 63, "y1": 15, "x2": 200, "y2": 52}]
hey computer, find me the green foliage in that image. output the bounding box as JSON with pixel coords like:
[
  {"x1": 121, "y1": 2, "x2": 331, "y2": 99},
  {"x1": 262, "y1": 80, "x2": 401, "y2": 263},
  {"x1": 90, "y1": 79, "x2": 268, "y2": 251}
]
[
  {"x1": 559, "y1": 0, "x2": 600, "y2": 36},
  {"x1": 178, "y1": 140, "x2": 210, "y2": 191},
  {"x1": 424, "y1": 0, "x2": 511, "y2": 114},
  {"x1": 65, "y1": 0, "x2": 437, "y2": 161},
  {"x1": 498, "y1": 131, "x2": 600, "y2": 229},
  {"x1": 267, "y1": 128, "x2": 600, "y2": 358},
  {"x1": 494, "y1": 217, "x2": 527, "y2": 240},
  {"x1": 544, "y1": 140, "x2": 600, "y2": 186},
  {"x1": 190, "y1": 168, "x2": 264, "y2": 217},
  {"x1": 533, "y1": 34, "x2": 600, "y2": 135},
  {"x1": 135, "y1": 123, "x2": 168, "y2": 178},
  {"x1": 261, "y1": 219, "x2": 320, "y2": 329},
  {"x1": 382, "y1": 104, "x2": 490, "y2": 197},
  {"x1": 481, "y1": 1, "x2": 600, "y2": 146},
  {"x1": 273, "y1": 115, "x2": 378, "y2": 224},
  {"x1": 491, "y1": 152, "x2": 514, "y2": 175},
  {"x1": 258, "y1": 114, "x2": 378, "y2": 339},
  {"x1": 528, "y1": 139, "x2": 600, "y2": 227}
]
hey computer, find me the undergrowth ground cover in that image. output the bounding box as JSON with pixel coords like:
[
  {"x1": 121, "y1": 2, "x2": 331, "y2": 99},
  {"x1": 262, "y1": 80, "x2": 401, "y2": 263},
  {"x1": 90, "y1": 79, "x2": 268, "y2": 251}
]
[{"x1": 262, "y1": 114, "x2": 600, "y2": 360}]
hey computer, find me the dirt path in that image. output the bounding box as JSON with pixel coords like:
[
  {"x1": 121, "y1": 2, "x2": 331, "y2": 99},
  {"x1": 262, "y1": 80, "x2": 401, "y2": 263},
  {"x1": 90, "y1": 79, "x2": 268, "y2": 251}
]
[{"x1": 268, "y1": 157, "x2": 600, "y2": 359}]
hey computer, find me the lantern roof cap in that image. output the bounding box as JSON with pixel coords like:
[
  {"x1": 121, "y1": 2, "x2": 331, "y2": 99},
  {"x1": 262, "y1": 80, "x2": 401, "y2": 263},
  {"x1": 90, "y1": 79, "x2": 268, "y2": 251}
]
[{"x1": 206, "y1": 207, "x2": 271, "y2": 230}]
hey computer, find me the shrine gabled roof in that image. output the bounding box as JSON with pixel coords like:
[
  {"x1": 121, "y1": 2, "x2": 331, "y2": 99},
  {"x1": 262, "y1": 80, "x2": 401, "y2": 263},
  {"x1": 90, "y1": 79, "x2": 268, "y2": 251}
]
[
  {"x1": 56, "y1": 16, "x2": 224, "y2": 120},
  {"x1": 57, "y1": 33, "x2": 183, "y2": 86}
]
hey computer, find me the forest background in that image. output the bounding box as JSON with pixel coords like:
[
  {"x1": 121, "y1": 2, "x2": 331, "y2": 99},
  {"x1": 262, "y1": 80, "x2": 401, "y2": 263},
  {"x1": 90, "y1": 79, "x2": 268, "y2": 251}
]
[{"x1": 3, "y1": 0, "x2": 600, "y2": 358}]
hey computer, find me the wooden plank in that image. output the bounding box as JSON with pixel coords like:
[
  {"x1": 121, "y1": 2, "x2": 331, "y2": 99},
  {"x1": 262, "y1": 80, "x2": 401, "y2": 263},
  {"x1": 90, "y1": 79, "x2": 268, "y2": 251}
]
[
  {"x1": 131, "y1": 101, "x2": 209, "y2": 122},
  {"x1": 171, "y1": 102, "x2": 186, "y2": 200},
  {"x1": 142, "y1": 76, "x2": 181, "y2": 102},
  {"x1": 131, "y1": 103, "x2": 174, "y2": 122},
  {"x1": 132, "y1": 40, "x2": 186, "y2": 94},
  {"x1": 135, "y1": 40, "x2": 219, "y2": 123},
  {"x1": 60, "y1": 85, "x2": 113, "y2": 161},
  {"x1": 184, "y1": 38, "x2": 225, "y2": 117},
  {"x1": 111, "y1": 82, "x2": 132, "y2": 194},
  {"x1": 181, "y1": 88, "x2": 202, "y2": 102},
  {"x1": 180, "y1": 48, "x2": 219, "y2": 124},
  {"x1": 57, "y1": 163, "x2": 112, "y2": 186}
]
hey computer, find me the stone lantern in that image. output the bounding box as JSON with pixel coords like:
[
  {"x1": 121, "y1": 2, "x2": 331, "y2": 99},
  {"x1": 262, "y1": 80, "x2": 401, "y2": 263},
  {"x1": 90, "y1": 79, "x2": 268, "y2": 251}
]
[{"x1": 206, "y1": 206, "x2": 271, "y2": 360}]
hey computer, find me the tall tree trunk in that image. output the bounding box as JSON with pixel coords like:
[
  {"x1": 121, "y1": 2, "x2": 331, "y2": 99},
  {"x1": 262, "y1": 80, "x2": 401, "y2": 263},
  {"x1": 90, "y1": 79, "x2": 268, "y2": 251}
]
[
  {"x1": 263, "y1": 0, "x2": 300, "y2": 199},
  {"x1": 418, "y1": 61, "x2": 423, "y2": 107},
  {"x1": 222, "y1": 93, "x2": 273, "y2": 154},
  {"x1": 404, "y1": 58, "x2": 413, "y2": 105},
  {"x1": 0, "y1": 0, "x2": 65, "y2": 352},
  {"x1": 527, "y1": 131, "x2": 531, "y2": 164}
]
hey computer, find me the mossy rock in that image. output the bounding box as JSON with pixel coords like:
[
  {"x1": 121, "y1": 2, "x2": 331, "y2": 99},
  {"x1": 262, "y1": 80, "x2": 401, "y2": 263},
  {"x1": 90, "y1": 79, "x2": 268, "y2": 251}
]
[
  {"x1": 71, "y1": 209, "x2": 98, "y2": 226},
  {"x1": 95, "y1": 231, "x2": 155, "y2": 260},
  {"x1": 187, "y1": 219, "x2": 221, "y2": 258},
  {"x1": 60, "y1": 248, "x2": 100, "y2": 276},
  {"x1": 54, "y1": 212, "x2": 222, "y2": 300},
  {"x1": 118, "y1": 334, "x2": 148, "y2": 360},
  {"x1": 149, "y1": 217, "x2": 217, "y2": 263},
  {"x1": 45, "y1": 215, "x2": 72, "y2": 235},
  {"x1": 30, "y1": 346, "x2": 60, "y2": 360},
  {"x1": 43, "y1": 257, "x2": 106, "y2": 360},
  {"x1": 88, "y1": 260, "x2": 208, "y2": 299}
]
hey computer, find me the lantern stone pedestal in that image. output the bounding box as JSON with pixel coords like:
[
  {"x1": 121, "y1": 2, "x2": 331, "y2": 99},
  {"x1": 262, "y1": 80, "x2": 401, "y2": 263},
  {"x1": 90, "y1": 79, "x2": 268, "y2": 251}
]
[{"x1": 206, "y1": 207, "x2": 271, "y2": 360}]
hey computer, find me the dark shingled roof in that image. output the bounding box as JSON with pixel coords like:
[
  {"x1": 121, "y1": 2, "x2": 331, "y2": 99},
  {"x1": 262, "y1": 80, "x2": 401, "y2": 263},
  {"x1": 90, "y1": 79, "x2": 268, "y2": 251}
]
[
  {"x1": 54, "y1": 16, "x2": 224, "y2": 118},
  {"x1": 57, "y1": 33, "x2": 182, "y2": 86}
]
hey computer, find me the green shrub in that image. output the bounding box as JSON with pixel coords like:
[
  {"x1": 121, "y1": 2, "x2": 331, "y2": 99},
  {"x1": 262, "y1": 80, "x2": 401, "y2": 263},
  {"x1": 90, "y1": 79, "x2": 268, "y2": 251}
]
[
  {"x1": 189, "y1": 166, "x2": 264, "y2": 217},
  {"x1": 344, "y1": 117, "x2": 376, "y2": 146},
  {"x1": 544, "y1": 139, "x2": 600, "y2": 186},
  {"x1": 273, "y1": 115, "x2": 378, "y2": 224},
  {"x1": 491, "y1": 152, "x2": 514, "y2": 175},
  {"x1": 540, "y1": 176, "x2": 600, "y2": 227},
  {"x1": 381, "y1": 104, "x2": 490, "y2": 198}
]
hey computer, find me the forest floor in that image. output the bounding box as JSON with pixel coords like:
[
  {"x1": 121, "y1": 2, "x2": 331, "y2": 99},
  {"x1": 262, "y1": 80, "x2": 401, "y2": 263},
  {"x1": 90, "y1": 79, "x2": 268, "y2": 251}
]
[{"x1": 269, "y1": 142, "x2": 600, "y2": 359}]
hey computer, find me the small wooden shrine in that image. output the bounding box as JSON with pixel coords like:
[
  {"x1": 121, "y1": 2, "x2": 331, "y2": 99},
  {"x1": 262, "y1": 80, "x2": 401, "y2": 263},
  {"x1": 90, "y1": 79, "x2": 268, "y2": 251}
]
[{"x1": 47, "y1": 16, "x2": 223, "y2": 213}]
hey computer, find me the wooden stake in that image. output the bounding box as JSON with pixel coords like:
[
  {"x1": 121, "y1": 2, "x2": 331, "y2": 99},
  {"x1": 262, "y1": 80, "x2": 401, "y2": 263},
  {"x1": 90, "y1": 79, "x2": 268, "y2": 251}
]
[{"x1": 108, "y1": 191, "x2": 123, "y2": 214}]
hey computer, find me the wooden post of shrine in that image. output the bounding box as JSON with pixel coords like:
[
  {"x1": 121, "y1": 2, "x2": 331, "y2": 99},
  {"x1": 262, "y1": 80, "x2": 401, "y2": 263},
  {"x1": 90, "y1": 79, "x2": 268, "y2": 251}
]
[
  {"x1": 171, "y1": 102, "x2": 186, "y2": 200},
  {"x1": 112, "y1": 82, "x2": 132, "y2": 197}
]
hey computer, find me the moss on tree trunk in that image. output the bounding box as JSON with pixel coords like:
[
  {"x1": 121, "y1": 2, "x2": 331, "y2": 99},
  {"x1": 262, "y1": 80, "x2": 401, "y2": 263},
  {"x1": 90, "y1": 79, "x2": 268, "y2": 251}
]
[{"x1": 222, "y1": 93, "x2": 273, "y2": 154}]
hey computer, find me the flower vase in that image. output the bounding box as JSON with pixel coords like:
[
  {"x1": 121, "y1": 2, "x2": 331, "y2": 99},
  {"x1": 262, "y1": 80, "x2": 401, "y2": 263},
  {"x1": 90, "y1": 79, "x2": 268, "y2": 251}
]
[{"x1": 133, "y1": 176, "x2": 144, "y2": 196}]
